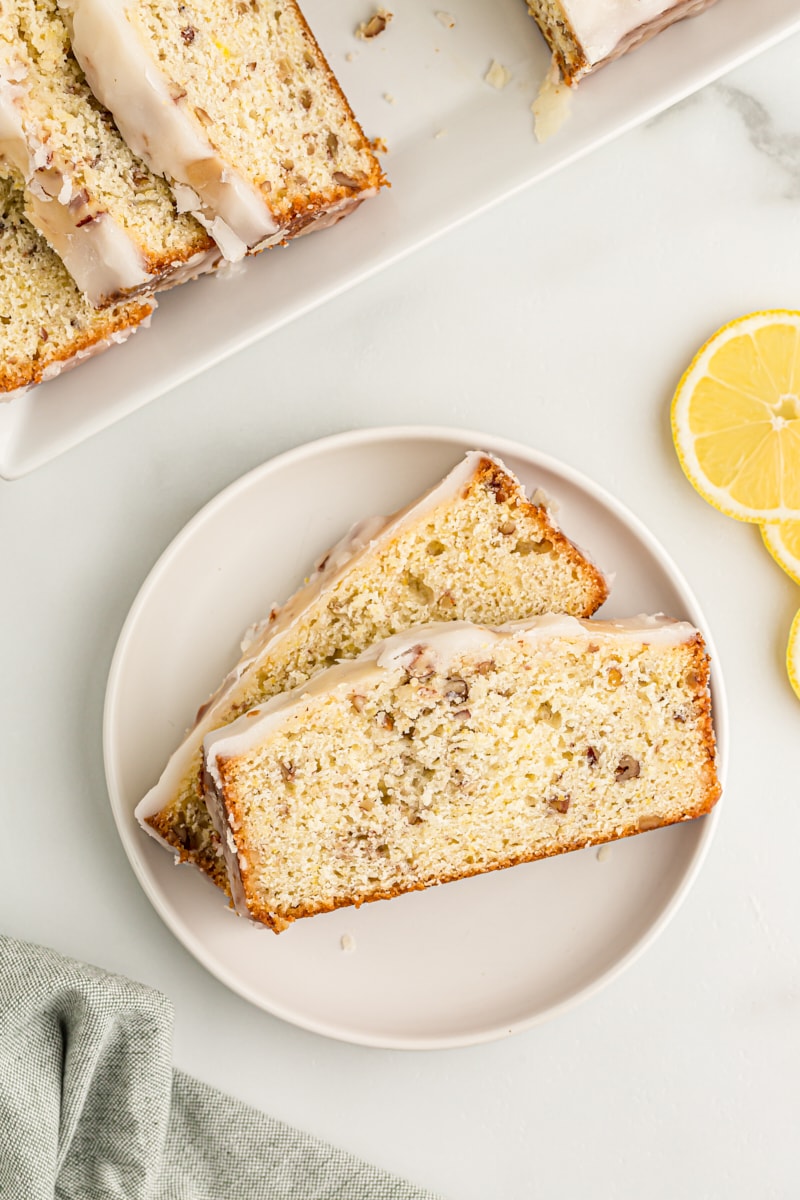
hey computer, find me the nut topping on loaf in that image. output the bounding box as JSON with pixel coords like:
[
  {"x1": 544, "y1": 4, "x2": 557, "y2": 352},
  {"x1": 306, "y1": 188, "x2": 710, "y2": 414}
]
[
  {"x1": 136, "y1": 452, "x2": 609, "y2": 884},
  {"x1": 204, "y1": 615, "x2": 720, "y2": 931}
]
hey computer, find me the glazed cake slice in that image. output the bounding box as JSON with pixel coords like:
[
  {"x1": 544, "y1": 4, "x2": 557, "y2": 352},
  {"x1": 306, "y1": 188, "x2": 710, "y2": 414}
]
[
  {"x1": 527, "y1": 0, "x2": 719, "y2": 84},
  {"x1": 0, "y1": 172, "x2": 153, "y2": 396},
  {"x1": 58, "y1": 0, "x2": 385, "y2": 262},
  {"x1": 0, "y1": 0, "x2": 217, "y2": 306},
  {"x1": 136, "y1": 451, "x2": 609, "y2": 886},
  {"x1": 204, "y1": 614, "x2": 720, "y2": 931}
]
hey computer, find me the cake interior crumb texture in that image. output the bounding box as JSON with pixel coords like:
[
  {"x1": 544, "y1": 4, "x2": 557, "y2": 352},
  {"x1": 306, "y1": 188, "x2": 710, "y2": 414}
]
[
  {"x1": 0, "y1": 174, "x2": 152, "y2": 394},
  {"x1": 144, "y1": 455, "x2": 608, "y2": 884},
  {"x1": 98, "y1": 0, "x2": 384, "y2": 233},
  {"x1": 208, "y1": 619, "x2": 720, "y2": 931}
]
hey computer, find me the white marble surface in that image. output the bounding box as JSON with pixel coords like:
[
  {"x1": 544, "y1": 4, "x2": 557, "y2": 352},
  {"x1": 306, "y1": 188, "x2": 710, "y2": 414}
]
[{"x1": 2, "y1": 28, "x2": 800, "y2": 1200}]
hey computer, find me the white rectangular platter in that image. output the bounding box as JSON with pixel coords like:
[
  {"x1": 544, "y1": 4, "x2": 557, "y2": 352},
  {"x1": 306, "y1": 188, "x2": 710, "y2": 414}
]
[{"x1": 2, "y1": 0, "x2": 799, "y2": 478}]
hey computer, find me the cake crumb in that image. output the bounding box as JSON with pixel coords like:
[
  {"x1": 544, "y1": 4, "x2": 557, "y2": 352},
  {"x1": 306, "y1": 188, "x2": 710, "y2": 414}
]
[
  {"x1": 484, "y1": 60, "x2": 511, "y2": 90},
  {"x1": 383, "y1": 92, "x2": 396, "y2": 104},
  {"x1": 596, "y1": 844, "x2": 613, "y2": 863},
  {"x1": 345, "y1": 51, "x2": 358, "y2": 62},
  {"x1": 340, "y1": 933, "x2": 357, "y2": 953},
  {"x1": 435, "y1": 10, "x2": 455, "y2": 29},
  {"x1": 371, "y1": 136, "x2": 388, "y2": 154},
  {"x1": 356, "y1": 8, "x2": 393, "y2": 39},
  {"x1": 434, "y1": 128, "x2": 448, "y2": 139},
  {"x1": 532, "y1": 57, "x2": 572, "y2": 143}
]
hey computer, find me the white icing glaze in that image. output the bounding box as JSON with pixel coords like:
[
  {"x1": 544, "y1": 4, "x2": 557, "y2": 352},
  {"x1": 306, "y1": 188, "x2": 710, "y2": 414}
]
[
  {"x1": 29, "y1": 197, "x2": 155, "y2": 303},
  {"x1": 59, "y1": 0, "x2": 280, "y2": 259},
  {"x1": 560, "y1": 0, "x2": 690, "y2": 65},
  {"x1": 215, "y1": 257, "x2": 248, "y2": 284},
  {"x1": 0, "y1": 59, "x2": 30, "y2": 175},
  {"x1": 204, "y1": 613, "x2": 699, "y2": 765},
  {"x1": 134, "y1": 451, "x2": 504, "y2": 827},
  {"x1": 0, "y1": 382, "x2": 30, "y2": 403},
  {"x1": 313, "y1": 515, "x2": 390, "y2": 577}
]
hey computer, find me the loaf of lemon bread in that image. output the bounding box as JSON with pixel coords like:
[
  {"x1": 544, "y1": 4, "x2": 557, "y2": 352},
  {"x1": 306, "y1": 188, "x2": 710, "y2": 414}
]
[
  {"x1": 204, "y1": 614, "x2": 720, "y2": 931},
  {"x1": 136, "y1": 452, "x2": 609, "y2": 885}
]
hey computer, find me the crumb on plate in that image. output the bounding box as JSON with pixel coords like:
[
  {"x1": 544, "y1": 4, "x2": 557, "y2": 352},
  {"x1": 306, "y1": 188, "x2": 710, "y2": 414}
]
[
  {"x1": 484, "y1": 60, "x2": 512, "y2": 89},
  {"x1": 356, "y1": 8, "x2": 393, "y2": 39},
  {"x1": 532, "y1": 57, "x2": 572, "y2": 143}
]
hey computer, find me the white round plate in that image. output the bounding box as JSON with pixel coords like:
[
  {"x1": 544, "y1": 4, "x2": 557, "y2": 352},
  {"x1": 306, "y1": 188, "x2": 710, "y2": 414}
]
[{"x1": 104, "y1": 426, "x2": 727, "y2": 1049}]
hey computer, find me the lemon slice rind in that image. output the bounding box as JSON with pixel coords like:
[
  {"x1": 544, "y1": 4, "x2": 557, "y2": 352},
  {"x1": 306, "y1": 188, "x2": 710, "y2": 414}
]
[
  {"x1": 787, "y1": 609, "x2": 800, "y2": 701},
  {"x1": 761, "y1": 521, "x2": 800, "y2": 587},
  {"x1": 672, "y1": 310, "x2": 800, "y2": 524}
]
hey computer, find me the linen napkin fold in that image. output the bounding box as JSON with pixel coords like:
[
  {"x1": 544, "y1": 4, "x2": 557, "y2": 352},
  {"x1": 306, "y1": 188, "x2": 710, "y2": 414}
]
[{"x1": 0, "y1": 936, "x2": 442, "y2": 1200}]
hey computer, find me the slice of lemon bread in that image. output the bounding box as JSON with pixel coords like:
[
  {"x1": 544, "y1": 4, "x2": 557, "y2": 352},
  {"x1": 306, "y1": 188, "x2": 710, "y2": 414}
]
[
  {"x1": 59, "y1": 0, "x2": 385, "y2": 261},
  {"x1": 204, "y1": 614, "x2": 720, "y2": 931},
  {"x1": 0, "y1": 0, "x2": 216, "y2": 306},
  {"x1": 526, "y1": 0, "x2": 718, "y2": 84},
  {"x1": 136, "y1": 452, "x2": 609, "y2": 886},
  {"x1": 0, "y1": 171, "x2": 153, "y2": 396}
]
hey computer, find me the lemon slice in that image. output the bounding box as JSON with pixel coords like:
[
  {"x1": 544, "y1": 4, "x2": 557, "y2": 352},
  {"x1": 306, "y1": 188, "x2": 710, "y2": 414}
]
[
  {"x1": 672, "y1": 311, "x2": 800, "y2": 522},
  {"x1": 761, "y1": 520, "x2": 800, "y2": 586},
  {"x1": 788, "y1": 609, "x2": 800, "y2": 701}
]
